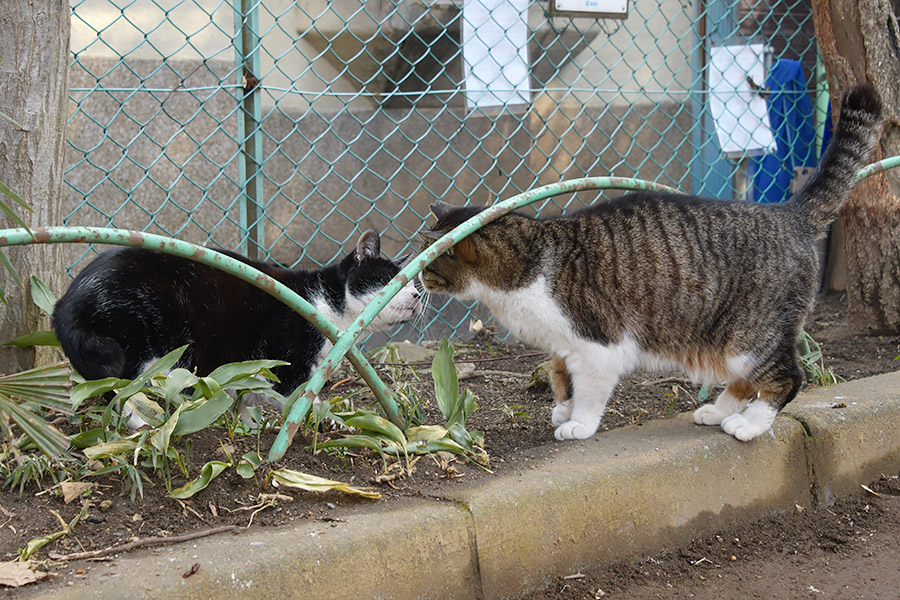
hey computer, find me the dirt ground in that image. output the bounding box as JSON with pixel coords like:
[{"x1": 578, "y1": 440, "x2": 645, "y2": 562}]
[{"x1": 2, "y1": 292, "x2": 900, "y2": 596}]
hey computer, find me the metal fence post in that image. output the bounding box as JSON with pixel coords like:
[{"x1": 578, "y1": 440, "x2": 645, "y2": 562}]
[{"x1": 234, "y1": 0, "x2": 265, "y2": 260}]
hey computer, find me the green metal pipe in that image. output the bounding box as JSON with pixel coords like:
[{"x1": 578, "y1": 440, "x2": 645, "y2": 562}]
[
  {"x1": 0, "y1": 226, "x2": 402, "y2": 429},
  {"x1": 855, "y1": 155, "x2": 900, "y2": 183}
]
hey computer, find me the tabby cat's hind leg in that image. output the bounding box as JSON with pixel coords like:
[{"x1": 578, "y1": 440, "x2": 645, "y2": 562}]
[
  {"x1": 549, "y1": 354, "x2": 574, "y2": 426},
  {"x1": 693, "y1": 380, "x2": 757, "y2": 426},
  {"x1": 721, "y1": 353, "x2": 803, "y2": 442}
]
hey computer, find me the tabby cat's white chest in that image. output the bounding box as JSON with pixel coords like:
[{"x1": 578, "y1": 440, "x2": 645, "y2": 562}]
[{"x1": 467, "y1": 276, "x2": 576, "y2": 350}]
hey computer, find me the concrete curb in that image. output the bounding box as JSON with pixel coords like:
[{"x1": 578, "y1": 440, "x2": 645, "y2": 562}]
[{"x1": 21, "y1": 372, "x2": 900, "y2": 600}]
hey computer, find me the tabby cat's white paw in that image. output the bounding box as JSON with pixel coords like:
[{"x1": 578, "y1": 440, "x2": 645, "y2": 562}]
[
  {"x1": 720, "y1": 402, "x2": 777, "y2": 442},
  {"x1": 551, "y1": 401, "x2": 573, "y2": 426},
  {"x1": 693, "y1": 404, "x2": 730, "y2": 426},
  {"x1": 554, "y1": 418, "x2": 600, "y2": 440}
]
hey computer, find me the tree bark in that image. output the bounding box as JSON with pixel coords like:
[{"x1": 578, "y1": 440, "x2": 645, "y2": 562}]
[
  {"x1": 0, "y1": 2, "x2": 69, "y2": 374},
  {"x1": 812, "y1": 0, "x2": 900, "y2": 333}
]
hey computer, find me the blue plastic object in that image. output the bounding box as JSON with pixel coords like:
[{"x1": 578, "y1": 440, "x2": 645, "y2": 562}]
[{"x1": 749, "y1": 59, "x2": 817, "y2": 203}]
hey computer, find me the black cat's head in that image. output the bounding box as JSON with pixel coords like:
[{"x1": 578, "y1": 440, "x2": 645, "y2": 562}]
[
  {"x1": 418, "y1": 202, "x2": 531, "y2": 300},
  {"x1": 339, "y1": 230, "x2": 422, "y2": 329}
]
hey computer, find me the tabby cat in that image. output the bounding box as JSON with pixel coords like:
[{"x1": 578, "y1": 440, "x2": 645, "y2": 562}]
[
  {"x1": 420, "y1": 84, "x2": 882, "y2": 442},
  {"x1": 53, "y1": 230, "x2": 422, "y2": 395}
]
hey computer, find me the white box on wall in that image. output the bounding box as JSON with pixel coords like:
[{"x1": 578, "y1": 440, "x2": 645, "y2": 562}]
[{"x1": 551, "y1": 0, "x2": 628, "y2": 19}]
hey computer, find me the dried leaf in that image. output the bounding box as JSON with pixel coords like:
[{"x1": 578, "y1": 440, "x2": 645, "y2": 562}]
[
  {"x1": 61, "y1": 481, "x2": 94, "y2": 504},
  {"x1": 0, "y1": 561, "x2": 49, "y2": 588},
  {"x1": 269, "y1": 468, "x2": 381, "y2": 499}
]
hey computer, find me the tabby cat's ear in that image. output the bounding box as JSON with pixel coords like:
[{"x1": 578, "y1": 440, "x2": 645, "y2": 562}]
[
  {"x1": 355, "y1": 229, "x2": 381, "y2": 262},
  {"x1": 430, "y1": 201, "x2": 456, "y2": 220}
]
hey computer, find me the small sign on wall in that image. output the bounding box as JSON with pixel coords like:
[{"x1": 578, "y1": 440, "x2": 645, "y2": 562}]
[{"x1": 550, "y1": 0, "x2": 628, "y2": 19}]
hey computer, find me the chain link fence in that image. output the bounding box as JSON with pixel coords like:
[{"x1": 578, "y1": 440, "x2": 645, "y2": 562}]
[{"x1": 66, "y1": 0, "x2": 821, "y2": 342}]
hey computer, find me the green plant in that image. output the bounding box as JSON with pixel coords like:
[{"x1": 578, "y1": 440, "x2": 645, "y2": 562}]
[
  {"x1": 500, "y1": 404, "x2": 530, "y2": 420},
  {"x1": 799, "y1": 330, "x2": 842, "y2": 386},
  {"x1": 69, "y1": 347, "x2": 290, "y2": 498},
  {"x1": 368, "y1": 343, "x2": 426, "y2": 426},
  {"x1": 0, "y1": 363, "x2": 71, "y2": 457},
  {"x1": 311, "y1": 338, "x2": 489, "y2": 472}
]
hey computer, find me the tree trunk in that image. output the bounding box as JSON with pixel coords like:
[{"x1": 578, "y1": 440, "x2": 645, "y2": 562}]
[
  {"x1": 0, "y1": 2, "x2": 69, "y2": 374},
  {"x1": 812, "y1": 0, "x2": 900, "y2": 333}
]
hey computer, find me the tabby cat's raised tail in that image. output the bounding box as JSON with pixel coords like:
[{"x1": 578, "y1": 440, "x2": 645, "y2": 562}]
[{"x1": 789, "y1": 84, "x2": 883, "y2": 236}]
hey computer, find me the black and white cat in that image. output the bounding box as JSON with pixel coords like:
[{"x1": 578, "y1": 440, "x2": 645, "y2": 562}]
[
  {"x1": 420, "y1": 85, "x2": 882, "y2": 443},
  {"x1": 53, "y1": 230, "x2": 422, "y2": 394}
]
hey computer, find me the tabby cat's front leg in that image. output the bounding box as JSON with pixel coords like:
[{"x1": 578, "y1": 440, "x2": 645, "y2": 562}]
[{"x1": 551, "y1": 352, "x2": 618, "y2": 440}]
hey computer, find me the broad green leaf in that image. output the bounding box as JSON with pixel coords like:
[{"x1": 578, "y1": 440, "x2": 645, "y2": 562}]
[
  {"x1": 70, "y1": 377, "x2": 129, "y2": 412},
  {"x1": 315, "y1": 435, "x2": 387, "y2": 461},
  {"x1": 206, "y1": 359, "x2": 287, "y2": 386},
  {"x1": 168, "y1": 460, "x2": 230, "y2": 499},
  {"x1": 29, "y1": 275, "x2": 56, "y2": 315},
  {"x1": 151, "y1": 403, "x2": 182, "y2": 456},
  {"x1": 342, "y1": 410, "x2": 407, "y2": 447},
  {"x1": 125, "y1": 392, "x2": 165, "y2": 428},
  {"x1": 111, "y1": 346, "x2": 188, "y2": 405},
  {"x1": 406, "y1": 424, "x2": 449, "y2": 443},
  {"x1": 432, "y1": 338, "x2": 459, "y2": 422},
  {"x1": 2, "y1": 330, "x2": 61, "y2": 348},
  {"x1": 0, "y1": 394, "x2": 69, "y2": 457},
  {"x1": 444, "y1": 390, "x2": 477, "y2": 429},
  {"x1": 235, "y1": 451, "x2": 263, "y2": 479},
  {"x1": 405, "y1": 436, "x2": 468, "y2": 455},
  {"x1": 269, "y1": 468, "x2": 381, "y2": 499},
  {"x1": 447, "y1": 422, "x2": 474, "y2": 450},
  {"x1": 19, "y1": 530, "x2": 66, "y2": 561},
  {"x1": 83, "y1": 439, "x2": 138, "y2": 460},
  {"x1": 171, "y1": 389, "x2": 233, "y2": 436},
  {"x1": 231, "y1": 378, "x2": 281, "y2": 393},
  {"x1": 194, "y1": 376, "x2": 221, "y2": 399},
  {"x1": 69, "y1": 428, "x2": 107, "y2": 449},
  {"x1": 162, "y1": 368, "x2": 198, "y2": 404}
]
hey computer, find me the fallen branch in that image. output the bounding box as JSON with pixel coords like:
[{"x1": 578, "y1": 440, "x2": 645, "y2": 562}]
[{"x1": 48, "y1": 525, "x2": 239, "y2": 561}]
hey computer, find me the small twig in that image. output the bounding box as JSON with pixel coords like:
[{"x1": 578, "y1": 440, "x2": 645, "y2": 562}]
[
  {"x1": 49, "y1": 525, "x2": 240, "y2": 561},
  {"x1": 330, "y1": 376, "x2": 354, "y2": 391},
  {"x1": 177, "y1": 499, "x2": 207, "y2": 523}
]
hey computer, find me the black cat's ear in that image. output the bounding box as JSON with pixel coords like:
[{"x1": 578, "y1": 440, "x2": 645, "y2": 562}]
[
  {"x1": 430, "y1": 201, "x2": 456, "y2": 220},
  {"x1": 395, "y1": 252, "x2": 412, "y2": 266},
  {"x1": 355, "y1": 229, "x2": 381, "y2": 263}
]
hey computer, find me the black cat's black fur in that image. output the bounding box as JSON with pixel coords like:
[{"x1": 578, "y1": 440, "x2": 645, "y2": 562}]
[{"x1": 53, "y1": 230, "x2": 422, "y2": 394}]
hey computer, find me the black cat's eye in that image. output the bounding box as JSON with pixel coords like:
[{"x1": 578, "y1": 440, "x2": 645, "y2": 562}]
[{"x1": 445, "y1": 247, "x2": 454, "y2": 257}]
